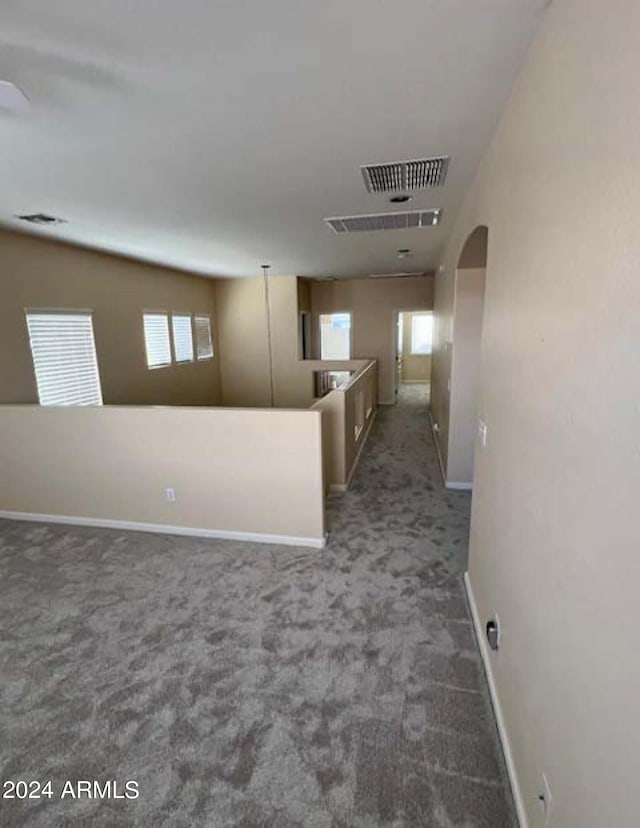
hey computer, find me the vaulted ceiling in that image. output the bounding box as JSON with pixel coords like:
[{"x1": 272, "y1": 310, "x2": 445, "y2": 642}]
[{"x1": 0, "y1": 0, "x2": 545, "y2": 278}]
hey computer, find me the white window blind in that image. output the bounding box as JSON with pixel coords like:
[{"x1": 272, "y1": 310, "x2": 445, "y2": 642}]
[
  {"x1": 143, "y1": 313, "x2": 171, "y2": 368},
  {"x1": 411, "y1": 314, "x2": 433, "y2": 355},
  {"x1": 194, "y1": 315, "x2": 214, "y2": 360},
  {"x1": 25, "y1": 311, "x2": 103, "y2": 406},
  {"x1": 172, "y1": 314, "x2": 194, "y2": 363}
]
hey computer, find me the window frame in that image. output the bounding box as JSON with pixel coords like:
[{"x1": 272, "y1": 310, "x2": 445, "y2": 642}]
[
  {"x1": 194, "y1": 314, "x2": 214, "y2": 361},
  {"x1": 142, "y1": 311, "x2": 172, "y2": 369},
  {"x1": 171, "y1": 312, "x2": 194, "y2": 364},
  {"x1": 319, "y1": 311, "x2": 353, "y2": 361},
  {"x1": 410, "y1": 313, "x2": 433, "y2": 356},
  {"x1": 25, "y1": 308, "x2": 103, "y2": 406}
]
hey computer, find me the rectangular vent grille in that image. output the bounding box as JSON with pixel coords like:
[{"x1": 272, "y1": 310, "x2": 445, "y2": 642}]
[
  {"x1": 325, "y1": 209, "x2": 442, "y2": 234},
  {"x1": 361, "y1": 156, "x2": 449, "y2": 193}
]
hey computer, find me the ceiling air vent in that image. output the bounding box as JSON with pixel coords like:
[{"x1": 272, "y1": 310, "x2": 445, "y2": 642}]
[
  {"x1": 368, "y1": 272, "x2": 425, "y2": 279},
  {"x1": 15, "y1": 213, "x2": 67, "y2": 226},
  {"x1": 361, "y1": 156, "x2": 449, "y2": 194},
  {"x1": 325, "y1": 209, "x2": 442, "y2": 234}
]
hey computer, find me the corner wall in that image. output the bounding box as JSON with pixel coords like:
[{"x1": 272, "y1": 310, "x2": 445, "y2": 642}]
[
  {"x1": 436, "y1": 1, "x2": 640, "y2": 825},
  {"x1": 0, "y1": 229, "x2": 221, "y2": 406},
  {"x1": 0, "y1": 405, "x2": 325, "y2": 546},
  {"x1": 447, "y1": 268, "x2": 486, "y2": 485},
  {"x1": 310, "y1": 275, "x2": 433, "y2": 403},
  {"x1": 215, "y1": 275, "x2": 272, "y2": 407}
]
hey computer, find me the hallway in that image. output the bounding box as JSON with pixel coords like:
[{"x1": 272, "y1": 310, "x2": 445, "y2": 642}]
[{"x1": 0, "y1": 389, "x2": 515, "y2": 827}]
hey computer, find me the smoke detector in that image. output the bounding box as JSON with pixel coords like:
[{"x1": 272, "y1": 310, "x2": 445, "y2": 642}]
[
  {"x1": 15, "y1": 213, "x2": 67, "y2": 226},
  {"x1": 361, "y1": 156, "x2": 449, "y2": 194}
]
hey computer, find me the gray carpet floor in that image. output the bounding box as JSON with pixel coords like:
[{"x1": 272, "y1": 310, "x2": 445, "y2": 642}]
[{"x1": 0, "y1": 384, "x2": 516, "y2": 827}]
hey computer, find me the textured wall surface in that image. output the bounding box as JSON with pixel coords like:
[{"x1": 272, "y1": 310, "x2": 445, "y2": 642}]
[
  {"x1": 435, "y1": 1, "x2": 640, "y2": 825},
  {"x1": 0, "y1": 230, "x2": 221, "y2": 406},
  {"x1": 311, "y1": 276, "x2": 433, "y2": 403}
]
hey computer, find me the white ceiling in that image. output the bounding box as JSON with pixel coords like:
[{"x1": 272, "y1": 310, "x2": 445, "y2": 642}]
[{"x1": 0, "y1": 0, "x2": 545, "y2": 279}]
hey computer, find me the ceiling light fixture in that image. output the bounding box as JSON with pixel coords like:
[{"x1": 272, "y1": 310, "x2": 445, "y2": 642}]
[
  {"x1": 390, "y1": 195, "x2": 412, "y2": 204},
  {"x1": 0, "y1": 80, "x2": 30, "y2": 112}
]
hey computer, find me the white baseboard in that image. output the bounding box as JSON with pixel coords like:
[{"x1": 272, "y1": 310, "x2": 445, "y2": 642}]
[
  {"x1": 445, "y1": 481, "x2": 473, "y2": 491},
  {"x1": 463, "y1": 572, "x2": 528, "y2": 828},
  {"x1": 329, "y1": 483, "x2": 347, "y2": 494},
  {"x1": 0, "y1": 511, "x2": 326, "y2": 550}
]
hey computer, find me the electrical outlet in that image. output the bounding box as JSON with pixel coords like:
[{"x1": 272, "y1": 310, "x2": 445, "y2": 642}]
[
  {"x1": 164, "y1": 487, "x2": 176, "y2": 503},
  {"x1": 538, "y1": 772, "x2": 553, "y2": 824},
  {"x1": 478, "y1": 419, "x2": 488, "y2": 447}
]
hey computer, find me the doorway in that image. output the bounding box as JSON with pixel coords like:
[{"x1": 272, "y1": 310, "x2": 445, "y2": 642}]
[
  {"x1": 447, "y1": 225, "x2": 488, "y2": 486},
  {"x1": 394, "y1": 310, "x2": 433, "y2": 401}
]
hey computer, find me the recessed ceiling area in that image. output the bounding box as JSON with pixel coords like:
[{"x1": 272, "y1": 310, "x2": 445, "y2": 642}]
[{"x1": 0, "y1": 1, "x2": 545, "y2": 279}]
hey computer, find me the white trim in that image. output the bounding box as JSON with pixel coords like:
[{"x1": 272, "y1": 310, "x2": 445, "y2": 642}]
[
  {"x1": 428, "y1": 409, "x2": 447, "y2": 485},
  {"x1": 0, "y1": 511, "x2": 325, "y2": 550},
  {"x1": 445, "y1": 481, "x2": 473, "y2": 491},
  {"x1": 329, "y1": 483, "x2": 347, "y2": 494},
  {"x1": 463, "y1": 572, "x2": 529, "y2": 828}
]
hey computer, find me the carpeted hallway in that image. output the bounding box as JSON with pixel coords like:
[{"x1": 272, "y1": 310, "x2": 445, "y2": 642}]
[{"x1": 0, "y1": 384, "x2": 516, "y2": 827}]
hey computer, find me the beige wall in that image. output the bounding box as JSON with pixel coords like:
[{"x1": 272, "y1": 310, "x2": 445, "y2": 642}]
[
  {"x1": 310, "y1": 275, "x2": 433, "y2": 403},
  {"x1": 435, "y1": 1, "x2": 640, "y2": 825},
  {"x1": 216, "y1": 274, "x2": 377, "y2": 411},
  {"x1": 400, "y1": 311, "x2": 432, "y2": 383},
  {"x1": 216, "y1": 274, "x2": 318, "y2": 409},
  {"x1": 0, "y1": 405, "x2": 325, "y2": 544},
  {"x1": 269, "y1": 276, "x2": 317, "y2": 407},
  {"x1": 0, "y1": 229, "x2": 221, "y2": 406},
  {"x1": 447, "y1": 269, "x2": 486, "y2": 484},
  {"x1": 431, "y1": 269, "x2": 454, "y2": 471},
  {"x1": 312, "y1": 360, "x2": 377, "y2": 491},
  {"x1": 215, "y1": 275, "x2": 272, "y2": 407}
]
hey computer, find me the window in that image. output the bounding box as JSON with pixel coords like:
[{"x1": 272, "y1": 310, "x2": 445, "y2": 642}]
[
  {"x1": 143, "y1": 312, "x2": 171, "y2": 368},
  {"x1": 320, "y1": 312, "x2": 352, "y2": 360},
  {"x1": 194, "y1": 314, "x2": 214, "y2": 360},
  {"x1": 172, "y1": 314, "x2": 194, "y2": 363},
  {"x1": 25, "y1": 311, "x2": 103, "y2": 406},
  {"x1": 411, "y1": 314, "x2": 433, "y2": 355}
]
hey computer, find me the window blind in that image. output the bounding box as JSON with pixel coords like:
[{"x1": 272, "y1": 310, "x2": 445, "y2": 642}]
[
  {"x1": 194, "y1": 315, "x2": 214, "y2": 359},
  {"x1": 172, "y1": 314, "x2": 194, "y2": 363},
  {"x1": 143, "y1": 313, "x2": 172, "y2": 368},
  {"x1": 25, "y1": 311, "x2": 103, "y2": 406}
]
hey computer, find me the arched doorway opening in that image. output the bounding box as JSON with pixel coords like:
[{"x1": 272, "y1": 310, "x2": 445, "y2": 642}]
[{"x1": 446, "y1": 226, "x2": 488, "y2": 487}]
